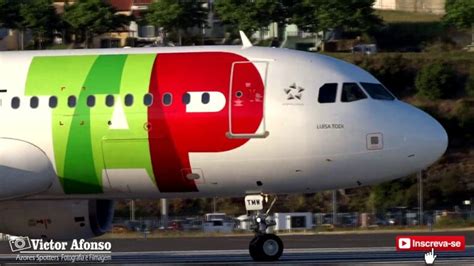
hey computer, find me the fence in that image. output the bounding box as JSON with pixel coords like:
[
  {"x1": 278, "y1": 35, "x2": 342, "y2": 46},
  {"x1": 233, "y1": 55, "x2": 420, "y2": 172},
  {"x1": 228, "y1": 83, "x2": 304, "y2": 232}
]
[{"x1": 113, "y1": 210, "x2": 474, "y2": 233}]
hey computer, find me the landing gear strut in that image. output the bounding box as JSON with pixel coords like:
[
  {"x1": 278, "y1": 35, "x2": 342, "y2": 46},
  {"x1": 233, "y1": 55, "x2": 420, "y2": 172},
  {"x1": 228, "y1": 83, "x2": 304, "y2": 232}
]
[{"x1": 245, "y1": 195, "x2": 283, "y2": 261}]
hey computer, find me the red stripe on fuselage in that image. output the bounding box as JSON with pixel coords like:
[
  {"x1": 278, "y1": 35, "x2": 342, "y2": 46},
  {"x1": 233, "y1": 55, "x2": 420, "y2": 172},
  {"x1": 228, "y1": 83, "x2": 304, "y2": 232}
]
[{"x1": 148, "y1": 52, "x2": 264, "y2": 193}]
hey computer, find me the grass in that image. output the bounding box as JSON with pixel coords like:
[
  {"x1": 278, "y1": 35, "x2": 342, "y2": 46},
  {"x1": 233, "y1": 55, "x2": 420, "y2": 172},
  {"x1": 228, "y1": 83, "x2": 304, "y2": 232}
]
[
  {"x1": 326, "y1": 51, "x2": 474, "y2": 63},
  {"x1": 376, "y1": 10, "x2": 443, "y2": 23}
]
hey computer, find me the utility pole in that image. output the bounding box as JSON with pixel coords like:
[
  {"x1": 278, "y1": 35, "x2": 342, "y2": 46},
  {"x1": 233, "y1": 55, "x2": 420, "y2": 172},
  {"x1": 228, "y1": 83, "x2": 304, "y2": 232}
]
[
  {"x1": 464, "y1": 199, "x2": 473, "y2": 220},
  {"x1": 161, "y1": 199, "x2": 168, "y2": 229},
  {"x1": 471, "y1": 23, "x2": 474, "y2": 46},
  {"x1": 471, "y1": 197, "x2": 473, "y2": 220},
  {"x1": 130, "y1": 200, "x2": 135, "y2": 221},
  {"x1": 418, "y1": 171, "x2": 423, "y2": 225},
  {"x1": 332, "y1": 190, "x2": 337, "y2": 225}
]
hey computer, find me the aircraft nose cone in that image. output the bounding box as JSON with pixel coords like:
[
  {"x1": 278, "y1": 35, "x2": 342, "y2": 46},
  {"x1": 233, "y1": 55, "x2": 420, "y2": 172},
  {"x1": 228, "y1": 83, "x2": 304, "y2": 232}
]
[{"x1": 404, "y1": 105, "x2": 448, "y2": 169}]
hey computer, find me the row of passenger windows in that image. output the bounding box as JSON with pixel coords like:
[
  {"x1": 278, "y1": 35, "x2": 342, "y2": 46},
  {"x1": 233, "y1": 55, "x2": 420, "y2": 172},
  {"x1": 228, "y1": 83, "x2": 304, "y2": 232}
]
[
  {"x1": 6, "y1": 83, "x2": 393, "y2": 109},
  {"x1": 8, "y1": 92, "x2": 213, "y2": 109},
  {"x1": 318, "y1": 82, "x2": 395, "y2": 103}
]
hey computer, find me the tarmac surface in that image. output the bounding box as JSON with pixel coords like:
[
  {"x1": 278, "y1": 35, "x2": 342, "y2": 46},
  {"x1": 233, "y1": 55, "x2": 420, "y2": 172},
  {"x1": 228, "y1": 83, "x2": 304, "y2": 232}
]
[{"x1": 0, "y1": 230, "x2": 472, "y2": 264}]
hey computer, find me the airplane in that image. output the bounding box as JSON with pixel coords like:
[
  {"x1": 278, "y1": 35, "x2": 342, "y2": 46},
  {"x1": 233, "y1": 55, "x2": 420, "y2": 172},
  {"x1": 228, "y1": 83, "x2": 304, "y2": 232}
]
[{"x1": 0, "y1": 33, "x2": 447, "y2": 261}]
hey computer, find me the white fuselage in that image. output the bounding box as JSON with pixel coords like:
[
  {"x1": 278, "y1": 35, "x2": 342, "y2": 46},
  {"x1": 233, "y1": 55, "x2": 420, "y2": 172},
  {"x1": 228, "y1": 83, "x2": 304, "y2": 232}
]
[{"x1": 0, "y1": 46, "x2": 447, "y2": 200}]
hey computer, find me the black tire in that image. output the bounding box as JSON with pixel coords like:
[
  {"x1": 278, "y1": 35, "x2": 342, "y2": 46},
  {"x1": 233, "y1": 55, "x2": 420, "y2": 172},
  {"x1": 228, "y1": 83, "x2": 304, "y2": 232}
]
[
  {"x1": 249, "y1": 236, "x2": 260, "y2": 261},
  {"x1": 248, "y1": 234, "x2": 283, "y2": 261}
]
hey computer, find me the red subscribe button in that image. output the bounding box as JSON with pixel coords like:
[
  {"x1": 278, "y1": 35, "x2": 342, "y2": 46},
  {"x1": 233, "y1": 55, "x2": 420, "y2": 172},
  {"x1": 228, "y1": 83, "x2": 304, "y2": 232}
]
[{"x1": 396, "y1": 236, "x2": 465, "y2": 252}]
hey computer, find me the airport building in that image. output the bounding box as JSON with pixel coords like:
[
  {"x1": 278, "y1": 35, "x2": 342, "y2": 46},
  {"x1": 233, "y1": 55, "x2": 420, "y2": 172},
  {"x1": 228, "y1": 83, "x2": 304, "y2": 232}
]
[{"x1": 373, "y1": 0, "x2": 446, "y2": 14}]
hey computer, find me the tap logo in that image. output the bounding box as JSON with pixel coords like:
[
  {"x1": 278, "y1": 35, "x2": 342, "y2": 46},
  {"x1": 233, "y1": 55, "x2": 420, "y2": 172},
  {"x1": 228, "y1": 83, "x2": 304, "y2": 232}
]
[{"x1": 9, "y1": 236, "x2": 32, "y2": 252}]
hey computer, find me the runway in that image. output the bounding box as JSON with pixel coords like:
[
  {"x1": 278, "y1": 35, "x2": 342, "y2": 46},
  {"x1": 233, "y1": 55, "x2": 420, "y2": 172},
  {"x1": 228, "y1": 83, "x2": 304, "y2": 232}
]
[
  {"x1": 0, "y1": 230, "x2": 472, "y2": 264},
  {"x1": 108, "y1": 246, "x2": 474, "y2": 264}
]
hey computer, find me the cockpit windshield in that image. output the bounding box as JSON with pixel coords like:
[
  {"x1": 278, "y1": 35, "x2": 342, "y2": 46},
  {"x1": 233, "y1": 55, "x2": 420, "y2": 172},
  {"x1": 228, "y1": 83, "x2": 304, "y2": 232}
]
[
  {"x1": 341, "y1": 83, "x2": 367, "y2": 102},
  {"x1": 360, "y1": 83, "x2": 396, "y2": 101}
]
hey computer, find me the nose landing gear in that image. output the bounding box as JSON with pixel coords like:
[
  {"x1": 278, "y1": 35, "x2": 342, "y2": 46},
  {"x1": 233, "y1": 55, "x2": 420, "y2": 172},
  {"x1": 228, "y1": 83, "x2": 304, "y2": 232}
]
[
  {"x1": 245, "y1": 195, "x2": 283, "y2": 261},
  {"x1": 249, "y1": 233, "x2": 283, "y2": 261}
]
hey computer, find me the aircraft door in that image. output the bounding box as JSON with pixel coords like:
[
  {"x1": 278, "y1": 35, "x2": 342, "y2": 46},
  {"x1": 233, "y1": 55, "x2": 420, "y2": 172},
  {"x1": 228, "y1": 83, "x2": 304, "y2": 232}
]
[{"x1": 228, "y1": 61, "x2": 268, "y2": 138}]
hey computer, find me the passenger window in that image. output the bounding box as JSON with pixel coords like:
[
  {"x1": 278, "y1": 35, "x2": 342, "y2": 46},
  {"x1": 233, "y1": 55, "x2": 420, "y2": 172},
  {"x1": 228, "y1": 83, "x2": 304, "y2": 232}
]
[
  {"x1": 360, "y1": 82, "x2": 395, "y2": 101},
  {"x1": 11, "y1": 97, "x2": 20, "y2": 109},
  {"x1": 318, "y1": 83, "x2": 338, "y2": 103},
  {"x1": 201, "y1": 92, "x2": 210, "y2": 104},
  {"x1": 105, "y1": 95, "x2": 114, "y2": 107},
  {"x1": 87, "y1": 95, "x2": 95, "y2": 107},
  {"x1": 144, "y1": 93, "x2": 153, "y2": 106},
  {"x1": 30, "y1": 96, "x2": 39, "y2": 109},
  {"x1": 68, "y1": 96, "x2": 77, "y2": 108},
  {"x1": 49, "y1": 96, "x2": 58, "y2": 108},
  {"x1": 341, "y1": 83, "x2": 367, "y2": 102},
  {"x1": 182, "y1": 93, "x2": 190, "y2": 105},
  {"x1": 163, "y1": 93, "x2": 172, "y2": 106},
  {"x1": 124, "y1": 94, "x2": 134, "y2": 107}
]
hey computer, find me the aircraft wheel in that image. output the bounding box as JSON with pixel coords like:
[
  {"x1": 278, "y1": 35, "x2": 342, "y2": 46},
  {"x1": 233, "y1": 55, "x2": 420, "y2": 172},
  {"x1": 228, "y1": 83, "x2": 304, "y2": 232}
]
[{"x1": 248, "y1": 234, "x2": 283, "y2": 261}]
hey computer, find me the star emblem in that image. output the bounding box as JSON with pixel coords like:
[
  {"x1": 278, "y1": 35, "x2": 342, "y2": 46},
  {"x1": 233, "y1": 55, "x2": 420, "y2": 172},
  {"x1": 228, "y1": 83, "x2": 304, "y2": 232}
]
[{"x1": 284, "y1": 83, "x2": 305, "y2": 100}]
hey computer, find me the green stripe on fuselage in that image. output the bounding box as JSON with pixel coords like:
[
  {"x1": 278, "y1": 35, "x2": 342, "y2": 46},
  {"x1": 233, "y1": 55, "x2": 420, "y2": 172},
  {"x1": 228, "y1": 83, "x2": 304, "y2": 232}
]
[
  {"x1": 26, "y1": 54, "x2": 158, "y2": 194},
  {"x1": 63, "y1": 55, "x2": 128, "y2": 193},
  {"x1": 101, "y1": 54, "x2": 156, "y2": 183},
  {"x1": 26, "y1": 55, "x2": 99, "y2": 192}
]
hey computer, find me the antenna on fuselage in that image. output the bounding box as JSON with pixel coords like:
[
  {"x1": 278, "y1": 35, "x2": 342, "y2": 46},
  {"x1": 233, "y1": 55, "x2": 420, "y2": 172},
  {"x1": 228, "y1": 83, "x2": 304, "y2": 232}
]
[{"x1": 239, "y1": 31, "x2": 253, "y2": 49}]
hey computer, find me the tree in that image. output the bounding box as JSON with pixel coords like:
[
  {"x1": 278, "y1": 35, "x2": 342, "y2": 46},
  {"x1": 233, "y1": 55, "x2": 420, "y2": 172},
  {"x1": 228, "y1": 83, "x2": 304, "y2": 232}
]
[
  {"x1": 271, "y1": 0, "x2": 299, "y2": 41},
  {"x1": 0, "y1": 0, "x2": 58, "y2": 50},
  {"x1": 215, "y1": 0, "x2": 288, "y2": 39},
  {"x1": 465, "y1": 67, "x2": 474, "y2": 97},
  {"x1": 145, "y1": 0, "x2": 207, "y2": 45},
  {"x1": 454, "y1": 100, "x2": 474, "y2": 136},
  {"x1": 443, "y1": 0, "x2": 474, "y2": 45},
  {"x1": 0, "y1": 0, "x2": 13, "y2": 27},
  {"x1": 415, "y1": 63, "x2": 456, "y2": 100},
  {"x1": 0, "y1": 0, "x2": 29, "y2": 50},
  {"x1": 0, "y1": 0, "x2": 6, "y2": 27},
  {"x1": 63, "y1": 0, "x2": 130, "y2": 48},
  {"x1": 20, "y1": 0, "x2": 59, "y2": 49},
  {"x1": 368, "y1": 176, "x2": 418, "y2": 213},
  {"x1": 292, "y1": 0, "x2": 382, "y2": 50}
]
